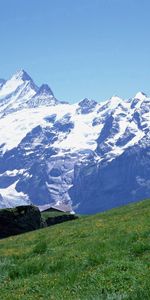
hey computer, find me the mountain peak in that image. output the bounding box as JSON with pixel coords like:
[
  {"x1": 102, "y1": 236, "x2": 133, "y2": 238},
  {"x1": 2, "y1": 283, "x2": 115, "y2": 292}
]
[
  {"x1": 109, "y1": 95, "x2": 122, "y2": 102},
  {"x1": 134, "y1": 92, "x2": 147, "y2": 100},
  {"x1": 77, "y1": 98, "x2": 97, "y2": 114},
  {"x1": 79, "y1": 98, "x2": 97, "y2": 107},
  {"x1": 107, "y1": 95, "x2": 122, "y2": 110},
  {"x1": 37, "y1": 84, "x2": 54, "y2": 96},
  {"x1": 11, "y1": 69, "x2": 33, "y2": 82}
]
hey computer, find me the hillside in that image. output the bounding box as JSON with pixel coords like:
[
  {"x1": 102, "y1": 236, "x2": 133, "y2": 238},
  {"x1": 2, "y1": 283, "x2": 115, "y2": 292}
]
[{"x1": 0, "y1": 199, "x2": 150, "y2": 299}]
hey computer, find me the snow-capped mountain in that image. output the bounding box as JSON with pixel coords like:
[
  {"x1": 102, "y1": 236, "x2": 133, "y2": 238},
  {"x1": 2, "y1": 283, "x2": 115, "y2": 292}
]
[
  {"x1": 0, "y1": 70, "x2": 149, "y2": 213},
  {"x1": 0, "y1": 70, "x2": 60, "y2": 117}
]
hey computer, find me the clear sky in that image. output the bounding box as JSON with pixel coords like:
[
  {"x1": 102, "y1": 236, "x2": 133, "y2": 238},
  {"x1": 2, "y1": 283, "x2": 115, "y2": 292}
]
[{"x1": 0, "y1": 0, "x2": 150, "y2": 102}]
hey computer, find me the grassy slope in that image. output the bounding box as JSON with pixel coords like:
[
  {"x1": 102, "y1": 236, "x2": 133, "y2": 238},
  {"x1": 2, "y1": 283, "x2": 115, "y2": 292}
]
[
  {"x1": 0, "y1": 199, "x2": 150, "y2": 300},
  {"x1": 41, "y1": 210, "x2": 71, "y2": 220}
]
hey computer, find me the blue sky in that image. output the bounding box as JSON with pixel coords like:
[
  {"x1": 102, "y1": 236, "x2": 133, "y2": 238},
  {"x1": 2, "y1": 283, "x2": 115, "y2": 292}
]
[{"x1": 0, "y1": 0, "x2": 150, "y2": 102}]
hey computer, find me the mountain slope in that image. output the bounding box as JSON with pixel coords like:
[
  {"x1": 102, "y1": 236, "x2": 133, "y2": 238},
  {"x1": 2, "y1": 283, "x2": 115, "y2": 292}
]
[
  {"x1": 0, "y1": 199, "x2": 150, "y2": 299},
  {"x1": 0, "y1": 70, "x2": 149, "y2": 213}
]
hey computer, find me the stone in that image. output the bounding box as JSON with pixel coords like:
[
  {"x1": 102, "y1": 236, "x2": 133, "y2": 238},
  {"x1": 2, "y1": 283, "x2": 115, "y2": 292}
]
[{"x1": 0, "y1": 205, "x2": 46, "y2": 239}]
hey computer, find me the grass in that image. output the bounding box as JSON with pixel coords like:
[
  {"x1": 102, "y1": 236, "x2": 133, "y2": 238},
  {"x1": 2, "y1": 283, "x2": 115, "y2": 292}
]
[
  {"x1": 41, "y1": 210, "x2": 71, "y2": 220},
  {"x1": 0, "y1": 199, "x2": 150, "y2": 300}
]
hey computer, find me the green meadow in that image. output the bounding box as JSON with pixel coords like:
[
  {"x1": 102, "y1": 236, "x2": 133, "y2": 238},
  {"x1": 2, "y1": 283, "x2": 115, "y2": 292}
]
[{"x1": 0, "y1": 199, "x2": 150, "y2": 300}]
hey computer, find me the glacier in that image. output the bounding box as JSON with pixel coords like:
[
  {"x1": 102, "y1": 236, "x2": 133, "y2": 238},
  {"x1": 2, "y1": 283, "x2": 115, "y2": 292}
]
[{"x1": 0, "y1": 70, "x2": 149, "y2": 213}]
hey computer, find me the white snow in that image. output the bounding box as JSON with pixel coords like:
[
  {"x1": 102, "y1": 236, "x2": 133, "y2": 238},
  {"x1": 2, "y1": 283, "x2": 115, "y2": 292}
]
[
  {"x1": 134, "y1": 92, "x2": 147, "y2": 101},
  {"x1": 108, "y1": 96, "x2": 122, "y2": 110},
  {"x1": 0, "y1": 181, "x2": 30, "y2": 208},
  {"x1": 0, "y1": 88, "x2": 149, "y2": 158},
  {"x1": 0, "y1": 169, "x2": 25, "y2": 177},
  {"x1": 0, "y1": 73, "x2": 23, "y2": 98}
]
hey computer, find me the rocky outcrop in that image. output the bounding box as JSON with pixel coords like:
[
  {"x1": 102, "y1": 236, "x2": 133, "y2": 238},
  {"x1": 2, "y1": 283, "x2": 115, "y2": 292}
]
[
  {"x1": 0, "y1": 205, "x2": 79, "y2": 239},
  {"x1": 0, "y1": 205, "x2": 46, "y2": 239}
]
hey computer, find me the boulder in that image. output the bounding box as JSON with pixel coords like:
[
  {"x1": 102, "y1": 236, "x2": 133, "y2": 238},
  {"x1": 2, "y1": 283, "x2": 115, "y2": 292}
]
[{"x1": 0, "y1": 205, "x2": 46, "y2": 239}]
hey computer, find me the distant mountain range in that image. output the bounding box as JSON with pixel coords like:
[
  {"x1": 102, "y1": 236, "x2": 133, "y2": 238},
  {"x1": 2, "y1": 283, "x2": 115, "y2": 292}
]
[{"x1": 0, "y1": 70, "x2": 149, "y2": 213}]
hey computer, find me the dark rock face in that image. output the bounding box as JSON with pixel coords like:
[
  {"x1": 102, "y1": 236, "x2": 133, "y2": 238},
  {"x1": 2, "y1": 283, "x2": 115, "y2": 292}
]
[
  {"x1": 36, "y1": 84, "x2": 54, "y2": 96},
  {"x1": 0, "y1": 205, "x2": 46, "y2": 239},
  {"x1": 70, "y1": 141, "x2": 150, "y2": 214},
  {"x1": 77, "y1": 98, "x2": 97, "y2": 114}
]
